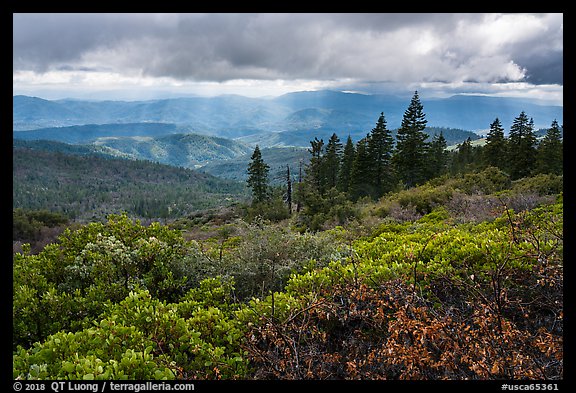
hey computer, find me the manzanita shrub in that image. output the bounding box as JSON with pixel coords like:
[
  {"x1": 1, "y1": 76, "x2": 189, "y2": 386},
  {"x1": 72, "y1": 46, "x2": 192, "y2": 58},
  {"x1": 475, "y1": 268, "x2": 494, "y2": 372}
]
[
  {"x1": 13, "y1": 197, "x2": 562, "y2": 380},
  {"x1": 242, "y1": 200, "x2": 563, "y2": 379},
  {"x1": 14, "y1": 278, "x2": 250, "y2": 380},
  {"x1": 13, "y1": 213, "x2": 193, "y2": 350}
]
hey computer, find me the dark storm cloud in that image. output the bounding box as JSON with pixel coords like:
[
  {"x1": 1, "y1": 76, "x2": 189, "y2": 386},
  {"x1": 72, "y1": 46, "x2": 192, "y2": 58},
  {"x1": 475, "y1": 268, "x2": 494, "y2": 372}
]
[
  {"x1": 13, "y1": 13, "x2": 563, "y2": 86},
  {"x1": 523, "y1": 57, "x2": 563, "y2": 85},
  {"x1": 13, "y1": 13, "x2": 174, "y2": 71},
  {"x1": 503, "y1": 15, "x2": 564, "y2": 85}
]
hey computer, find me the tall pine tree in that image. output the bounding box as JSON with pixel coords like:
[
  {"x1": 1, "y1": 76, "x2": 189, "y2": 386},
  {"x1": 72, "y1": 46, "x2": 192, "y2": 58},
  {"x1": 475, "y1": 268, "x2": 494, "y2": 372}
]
[
  {"x1": 536, "y1": 119, "x2": 563, "y2": 175},
  {"x1": 508, "y1": 111, "x2": 537, "y2": 179},
  {"x1": 323, "y1": 133, "x2": 343, "y2": 191},
  {"x1": 306, "y1": 137, "x2": 325, "y2": 195},
  {"x1": 450, "y1": 137, "x2": 474, "y2": 174},
  {"x1": 427, "y1": 131, "x2": 448, "y2": 178},
  {"x1": 483, "y1": 118, "x2": 507, "y2": 170},
  {"x1": 367, "y1": 112, "x2": 394, "y2": 198},
  {"x1": 247, "y1": 145, "x2": 270, "y2": 204},
  {"x1": 393, "y1": 91, "x2": 429, "y2": 188},
  {"x1": 337, "y1": 135, "x2": 355, "y2": 195},
  {"x1": 349, "y1": 137, "x2": 373, "y2": 201}
]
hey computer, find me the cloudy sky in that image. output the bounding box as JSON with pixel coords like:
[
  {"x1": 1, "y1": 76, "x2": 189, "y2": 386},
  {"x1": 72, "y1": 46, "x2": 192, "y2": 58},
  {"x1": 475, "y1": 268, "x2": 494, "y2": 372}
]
[{"x1": 13, "y1": 13, "x2": 563, "y2": 104}]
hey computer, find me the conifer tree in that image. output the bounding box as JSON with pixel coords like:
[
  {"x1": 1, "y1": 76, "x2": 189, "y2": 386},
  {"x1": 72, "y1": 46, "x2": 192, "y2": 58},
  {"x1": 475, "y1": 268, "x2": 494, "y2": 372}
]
[
  {"x1": 349, "y1": 137, "x2": 373, "y2": 201},
  {"x1": 483, "y1": 118, "x2": 507, "y2": 170},
  {"x1": 508, "y1": 111, "x2": 537, "y2": 179},
  {"x1": 337, "y1": 135, "x2": 355, "y2": 194},
  {"x1": 427, "y1": 131, "x2": 448, "y2": 177},
  {"x1": 323, "y1": 133, "x2": 343, "y2": 190},
  {"x1": 307, "y1": 137, "x2": 325, "y2": 195},
  {"x1": 393, "y1": 91, "x2": 429, "y2": 188},
  {"x1": 247, "y1": 145, "x2": 270, "y2": 204},
  {"x1": 367, "y1": 112, "x2": 394, "y2": 198},
  {"x1": 450, "y1": 137, "x2": 474, "y2": 174},
  {"x1": 536, "y1": 119, "x2": 563, "y2": 175},
  {"x1": 286, "y1": 164, "x2": 293, "y2": 215}
]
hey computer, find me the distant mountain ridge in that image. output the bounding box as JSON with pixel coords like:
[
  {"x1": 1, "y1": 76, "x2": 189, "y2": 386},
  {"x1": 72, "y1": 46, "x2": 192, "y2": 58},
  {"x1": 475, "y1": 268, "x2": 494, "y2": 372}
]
[
  {"x1": 13, "y1": 91, "x2": 562, "y2": 178},
  {"x1": 13, "y1": 122, "x2": 187, "y2": 144},
  {"x1": 13, "y1": 91, "x2": 562, "y2": 134}
]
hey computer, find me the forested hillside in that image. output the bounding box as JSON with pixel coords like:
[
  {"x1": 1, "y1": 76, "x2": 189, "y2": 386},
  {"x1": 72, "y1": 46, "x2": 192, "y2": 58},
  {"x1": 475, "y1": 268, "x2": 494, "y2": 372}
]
[
  {"x1": 13, "y1": 123, "x2": 189, "y2": 144},
  {"x1": 90, "y1": 133, "x2": 252, "y2": 168},
  {"x1": 13, "y1": 131, "x2": 253, "y2": 168},
  {"x1": 235, "y1": 125, "x2": 480, "y2": 149},
  {"x1": 13, "y1": 146, "x2": 248, "y2": 221}
]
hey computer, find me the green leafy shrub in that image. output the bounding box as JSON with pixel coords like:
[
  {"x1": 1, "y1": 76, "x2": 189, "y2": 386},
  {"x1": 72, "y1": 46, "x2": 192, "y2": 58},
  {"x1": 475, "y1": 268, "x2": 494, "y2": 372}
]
[
  {"x1": 452, "y1": 166, "x2": 512, "y2": 194},
  {"x1": 14, "y1": 278, "x2": 250, "y2": 380},
  {"x1": 13, "y1": 213, "x2": 194, "y2": 349},
  {"x1": 383, "y1": 183, "x2": 453, "y2": 216},
  {"x1": 511, "y1": 173, "x2": 563, "y2": 196},
  {"x1": 13, "y1": 208, "x2": 69, "y2": 241}
]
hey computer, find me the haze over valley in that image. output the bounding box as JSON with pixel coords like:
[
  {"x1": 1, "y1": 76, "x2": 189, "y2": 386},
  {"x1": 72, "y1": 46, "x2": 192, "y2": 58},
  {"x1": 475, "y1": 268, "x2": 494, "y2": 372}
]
[
  {"x1": 13, "y1": 12, "x2": 563, "y2": 187},
  {"x1": 13, "y1": 89, "x2": 562, "y2": 183}
]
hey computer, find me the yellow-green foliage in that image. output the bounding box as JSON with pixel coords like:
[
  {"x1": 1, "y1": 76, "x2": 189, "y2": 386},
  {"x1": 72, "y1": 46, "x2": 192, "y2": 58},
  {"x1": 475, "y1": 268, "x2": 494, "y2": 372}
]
[
  {"x1": 13, "y1": 194, "x2": 563, "y2": 380},
  {"x1": 14, "y1": 281, "x2": 249, "y2": 380}
]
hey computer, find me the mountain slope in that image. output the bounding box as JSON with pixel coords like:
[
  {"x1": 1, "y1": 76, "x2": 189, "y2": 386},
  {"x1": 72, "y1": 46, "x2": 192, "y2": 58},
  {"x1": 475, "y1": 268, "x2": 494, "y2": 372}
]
[
  {"x1": 12, "y1": 122, "x2": 190, "y2": 144},
  {"x1": 13, "y1": 132, "x2": 253, "y2": 169},
  {"x1": 13, "y1": 145, "x2": 247, "y2": 220},
  {"x1": 92, "y1": 133, "x2": 253, "y2": 167}
]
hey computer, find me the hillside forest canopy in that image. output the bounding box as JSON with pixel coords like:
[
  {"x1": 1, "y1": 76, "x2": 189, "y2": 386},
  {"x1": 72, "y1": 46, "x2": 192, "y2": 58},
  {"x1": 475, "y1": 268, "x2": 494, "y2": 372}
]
[{"x1": 13, "y1": 91, "x2": 563, "y2": 382}]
